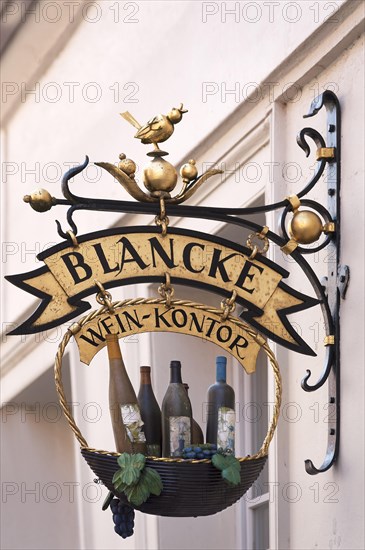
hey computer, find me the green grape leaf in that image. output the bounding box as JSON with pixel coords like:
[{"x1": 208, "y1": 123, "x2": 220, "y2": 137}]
[
  {"x1": 212, "y1": 453, "x2": 228, "y2": 471},
  {"x1": 223, "y1": 454, "x2": 240, "y2": 470},
  {"x1": 112, "y1": 470, "x2": 124, "y2": 484},
  {"x1": 222, "y1": 465, "x2": 241, "y2": 486},
  {"x1": 116, "y1": 453, "x2": 130, "y2": 469},
  {"x1": 123, "y1": 480, "x2": 151, "y2": 507},
  {"x1": 143, "y1": 467, "x2": 163, "y2": 496},
  {"x1": 112, "y1": 453, "x2": 163, "y2": 506},
  {"x1": 123, "y1": 467, "x2": 163, "y2": 506},
  {"x1": 115, "y1": 453, "x2": 146, "y2": 486},
  {"x1": 132, "y1": 453, "x2": 146, "y2": 471},
  {"x1": 117, "y1": 452, "x2": 146, "y2": 471},
  {"x1": 212, "y1": 453, "x2": 241, "y2": 486},
  {"x1": 113, "y1": 478, "x2": 127, "y2": 492}
]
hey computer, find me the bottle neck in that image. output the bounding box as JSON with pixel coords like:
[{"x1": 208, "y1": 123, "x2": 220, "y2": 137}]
[
  {"x1": 106, "y1": 334, "x2": 122, "y2": 361},
  {"x1": 216, "y1": 362, "x2": 227, "y2": 383},
  {"x1": 170, "y1": 362, "x2": 182, "y2": 383},
  {"x1": 140, "y1": 366, "x2": 152, "y2": 385}
]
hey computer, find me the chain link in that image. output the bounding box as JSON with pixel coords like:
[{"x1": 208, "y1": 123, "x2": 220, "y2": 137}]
[
  {"x1": 94, "y1": 280, "x2": 114, "y2": 313},
  {"x1": 220, "y1": 290, "x2": 237, "y2": 321},
  {"x1": 158, "y1": 273, "x2": 174, "y2": 307},
  {"x1": 155, "y1": 197, "x2": 169, "y2": 236},
  {"x1": 246, "y1": 226, "x2": 270, "y2": 259}
]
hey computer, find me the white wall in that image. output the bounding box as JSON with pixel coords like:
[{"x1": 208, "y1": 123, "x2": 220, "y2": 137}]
[
  {"x1": 281, "y1": 35, "x2": 365, "y2": 550},
  {"x1": 1, "y1": 361, "x2": 81, "y2": 550}
]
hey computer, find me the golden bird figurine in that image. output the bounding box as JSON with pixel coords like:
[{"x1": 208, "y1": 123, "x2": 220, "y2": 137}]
[{"x1": 120, "y1": 103, "x2": 188, "y2": 153}]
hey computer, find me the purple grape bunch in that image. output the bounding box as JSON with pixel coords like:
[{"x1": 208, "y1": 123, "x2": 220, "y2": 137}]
[
  {"x1": 182, "y1": 443, "x2": 218, "y2": 459},
  {"x1": 110, "y1": 498, "x2": 135, "y2": 539}
]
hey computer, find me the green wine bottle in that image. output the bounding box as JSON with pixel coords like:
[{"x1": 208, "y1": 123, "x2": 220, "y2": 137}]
[{"x1": 162, "y1": 361, "x2": 192, "y2": 457}]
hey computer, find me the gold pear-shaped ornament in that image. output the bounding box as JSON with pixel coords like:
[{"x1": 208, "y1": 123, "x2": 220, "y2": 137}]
[{"x1": 143, "y1": 156, "x2": 178, "y2": 197}]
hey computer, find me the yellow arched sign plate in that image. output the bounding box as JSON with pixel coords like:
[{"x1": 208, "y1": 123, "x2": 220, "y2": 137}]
[{"x1": 73, "y1": 300, "x2": 262, "y2": 374}]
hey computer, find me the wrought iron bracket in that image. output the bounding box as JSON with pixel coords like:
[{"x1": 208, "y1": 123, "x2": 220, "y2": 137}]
[{"x1": 301, "y1": 90, "x2": 347, "y2": 474}]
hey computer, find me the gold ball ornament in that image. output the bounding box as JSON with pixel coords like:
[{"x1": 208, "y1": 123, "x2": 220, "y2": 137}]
[
  {"x1": 23, "y1": 188, "x2": 54, "y2": 212},
  {"x1": 180, "y1": 159, "x2": 198, "y2": 182},
  {"x1": 289, "y1": 210, "x2": 323, "y2": 244},
  {"x1": 118, "y1": 154, "x2": 136, "y2": 178},
  {"x1": 143, "y1": 157, "x2": 178, "y2": 196}
]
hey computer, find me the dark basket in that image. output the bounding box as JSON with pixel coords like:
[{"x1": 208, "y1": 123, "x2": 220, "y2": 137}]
[{"x1": 82, "y1": 449, "x2": 267, "y2": 517}]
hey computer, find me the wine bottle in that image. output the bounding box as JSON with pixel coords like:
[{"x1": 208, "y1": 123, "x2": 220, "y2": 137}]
[
  {"x1": 106, "y1": 334, "x2": 146, "y2": 454},
  {"x1": 206, "y1": 356, "x2": 235, "y2": 454},
  {"x1": 161, "y1": 361, "x2": 192, "y2": 457},
  {"x1": 138, "y1": 366, "x2": 162, "y2": 457},
  {"x1": 183, "y1": 383, "x2": 204, "y2": 445}
]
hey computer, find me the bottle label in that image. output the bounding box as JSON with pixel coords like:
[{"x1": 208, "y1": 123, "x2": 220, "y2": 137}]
[
  {"x1": 169, "y1": 416, "x2": 191, "y2": 456},
  {"x1": 217, "y1": 407, "x2": 235, "y2": 453},
  {"x1": 121, "y1": 404, "x2": 146, "y2": 443}
]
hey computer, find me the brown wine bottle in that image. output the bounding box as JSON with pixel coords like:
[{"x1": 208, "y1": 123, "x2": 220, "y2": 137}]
[
  {"x1": 138, "y1": 366, "x2": 162, "y2": 457},
  {"x1": 161, "y1": 361, "x2": 192, "y2": 457},
  {"x1": 106, "y1": 334, "x2": 147, "y2": 454},
  {"x1": 183, "y1": 383, "x2": 204, "y2": 445}
]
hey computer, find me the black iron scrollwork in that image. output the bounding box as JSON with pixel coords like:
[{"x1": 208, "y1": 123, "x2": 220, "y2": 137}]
[{"x1": 55, "y1": 155, "x2": 91, "y2": 241}]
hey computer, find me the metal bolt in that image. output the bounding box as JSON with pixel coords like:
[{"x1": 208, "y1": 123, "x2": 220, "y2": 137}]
[
  {"x1": 339, "y1": 275, "x2": 346, "y2": 283},
  {"x1": 328, "y1": 124, "x2": 335, "y2": 132},
  {"x1": 330, "y1": 429, "x2": 336, "y2": 435},
  {"x1": 328, "y1": 188, "x2": 336, "y2": 196}
]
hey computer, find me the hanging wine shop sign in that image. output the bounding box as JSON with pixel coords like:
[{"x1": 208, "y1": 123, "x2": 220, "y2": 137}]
[{"x1": 5, "y1": 226, "x2": 317, "y2": 355}]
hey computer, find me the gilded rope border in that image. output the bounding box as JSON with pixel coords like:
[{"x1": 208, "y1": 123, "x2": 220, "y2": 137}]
[{"x1": 54, "y1": 298, "x2": 282, "y2": 463}]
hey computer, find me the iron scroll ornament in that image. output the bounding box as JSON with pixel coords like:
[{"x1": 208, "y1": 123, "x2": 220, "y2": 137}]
[{"x1": 9, "y1": 91, "x2": 347, "y2": 474}]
